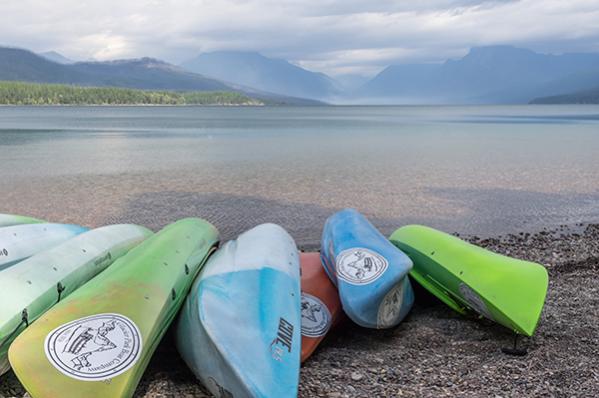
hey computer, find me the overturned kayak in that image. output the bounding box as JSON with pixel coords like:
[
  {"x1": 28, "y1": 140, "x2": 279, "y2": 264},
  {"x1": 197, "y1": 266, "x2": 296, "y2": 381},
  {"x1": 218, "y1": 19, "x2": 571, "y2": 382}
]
[
  {"x1": 0, "y1": 214, "x2": 44, "y2": 228},
  {"x1": 321, "y1": 209, "x2": 414, "y2": 329},
  {"x1": 389, "y1": 225, "x2": 549, "y2": 336},
  {"x1": 0, "y1": 224, "x2": 152, "y2": 376},
  {"x1": 9, "y1": 218, "x2": 218, "y2": 398},
  {"x1": 176, "y1": 223, "x2": 301, "y2": 398},
  {"x1": 300, "y1": 252, "x2": 341, "y2": 362},
  {"x1": 0, "y1": 223, "x2": 88, "y2": 270}
]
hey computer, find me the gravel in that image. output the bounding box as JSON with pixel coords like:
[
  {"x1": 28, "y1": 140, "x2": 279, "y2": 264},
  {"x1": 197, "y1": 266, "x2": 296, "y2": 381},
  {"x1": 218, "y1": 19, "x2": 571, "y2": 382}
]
[{"x1": 1, "y1": 223, "x2": 598, "y2": 398}]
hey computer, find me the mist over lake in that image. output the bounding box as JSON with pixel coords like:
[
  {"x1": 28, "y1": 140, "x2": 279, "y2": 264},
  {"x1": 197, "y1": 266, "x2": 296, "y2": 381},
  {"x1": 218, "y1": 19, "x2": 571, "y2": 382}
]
[{"x1": 2, "y1": 105, "x2": 598, "y2": 242}]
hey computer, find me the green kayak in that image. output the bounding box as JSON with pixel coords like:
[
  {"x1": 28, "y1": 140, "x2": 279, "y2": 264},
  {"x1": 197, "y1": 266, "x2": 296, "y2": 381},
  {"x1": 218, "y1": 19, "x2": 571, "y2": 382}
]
[
  {"x1": 0, "y1": 214, "x2": 45, "y2": 228},
  {"x1": 9, "y1": 218, "x2": 219, "y2": 398},
  {"x1": 389, "y1": 225, "x2": 548, "y2": 336}
]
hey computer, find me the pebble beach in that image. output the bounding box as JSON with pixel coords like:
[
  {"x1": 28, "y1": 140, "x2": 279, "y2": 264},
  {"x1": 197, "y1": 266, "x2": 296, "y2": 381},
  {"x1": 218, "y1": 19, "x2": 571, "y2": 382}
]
[{"x1": 0, "y1": 215, "x2": 597, "y2": 397}]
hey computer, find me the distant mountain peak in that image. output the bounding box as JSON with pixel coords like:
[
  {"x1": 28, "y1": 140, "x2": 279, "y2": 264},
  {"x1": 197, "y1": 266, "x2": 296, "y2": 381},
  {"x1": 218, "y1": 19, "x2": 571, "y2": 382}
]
[
  {"x1": 180, "y1": 50, "x2": 340, "y2": 100},
  {"x1": 39, "y1": 50, "x2": 74, "y2": 64}
]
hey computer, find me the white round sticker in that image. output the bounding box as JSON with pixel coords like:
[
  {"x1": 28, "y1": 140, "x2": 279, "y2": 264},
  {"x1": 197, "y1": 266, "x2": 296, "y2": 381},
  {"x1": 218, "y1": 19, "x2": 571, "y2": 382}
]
[
  {"x1": 459, "y1": 284, "x2": 494, "y2": 321},
  {"x1": 45, "y1": 313, "x2": 142, "y2": 381},
  {"x1": 335, "y1": 248, "x2": 388, "y2": 285},
  {"x1": 301, "y1": 293, "x2": 332, "y2": 338},
  {"x1": 377, "y1": 281, "x2": 405, "y2": 328}
]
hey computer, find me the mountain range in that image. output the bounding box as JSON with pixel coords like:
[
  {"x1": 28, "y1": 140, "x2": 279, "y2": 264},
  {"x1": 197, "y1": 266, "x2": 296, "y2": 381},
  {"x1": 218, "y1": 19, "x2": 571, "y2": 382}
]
[
  {"x1": 0, "y1": 47, "x2": 322, "y2": 105},
  {"x1": 181, "y1": 51, "x2": 340, "y2": 100},
  {"x1": 2, "y1": 45, "x2": 599, "y2": 104},
  {"x1": 356, "y1": 46, "x2": 599, "y2": 104}
]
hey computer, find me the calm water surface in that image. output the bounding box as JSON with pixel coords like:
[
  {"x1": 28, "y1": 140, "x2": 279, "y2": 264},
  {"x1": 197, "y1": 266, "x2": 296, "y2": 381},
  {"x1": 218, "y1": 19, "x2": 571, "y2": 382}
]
[{"x1": 1, "y1": 105, "x2": 598, "y2": 243}]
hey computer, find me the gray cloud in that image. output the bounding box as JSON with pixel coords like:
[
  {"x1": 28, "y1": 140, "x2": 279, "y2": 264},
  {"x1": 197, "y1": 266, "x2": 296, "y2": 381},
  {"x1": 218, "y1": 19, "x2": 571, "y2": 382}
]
[{"x1": 1, "y1": 0, "x2": 599, "y2": 77}]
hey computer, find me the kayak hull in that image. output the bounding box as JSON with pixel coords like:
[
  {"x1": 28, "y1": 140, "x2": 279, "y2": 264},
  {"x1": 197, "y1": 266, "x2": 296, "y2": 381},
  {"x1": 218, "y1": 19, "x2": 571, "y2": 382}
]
[
  {"x1": 0, "y1": 214, "x2": 44, "y2": 228},
  {"x1": 321, "y1": 209, "x2": 414, "y2": 329},
  {"x1": 0, "y1": 223, "x2": 87, "y2": 270},
  {"x1": 0, "y1": 224, "x2": 152, "y2": 375},
  {"x1": 389, "y1": 225, "x2": 549, "y2": 336},
  {"x1": 9, "y1": 218, "x2": 218, "y2": 398},
  {"x1": 300, "y1": 252, "x2": 341, "y2": 362},
  {"x1": 176, "y1": 223, "x2": 301, "y2": 398}
]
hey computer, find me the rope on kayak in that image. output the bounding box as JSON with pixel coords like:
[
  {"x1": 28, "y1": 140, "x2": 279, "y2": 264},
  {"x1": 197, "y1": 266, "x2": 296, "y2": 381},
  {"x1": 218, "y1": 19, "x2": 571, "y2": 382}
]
[
  {"x1": 56, "y1": 282, "x2": 65, "y2": 303},
  {"x1": 0, "y1": 309, "x2": 28, "y2": 350}
]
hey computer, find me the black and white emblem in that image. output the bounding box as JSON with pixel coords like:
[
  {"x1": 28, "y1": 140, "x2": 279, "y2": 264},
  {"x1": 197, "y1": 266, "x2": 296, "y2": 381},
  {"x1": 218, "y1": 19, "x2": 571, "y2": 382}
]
[
  {"x1": 336, "y1": 248, "x2": 388, "y2": 285},
  {"x1": 377, "y1": 281, "x2": 405, "y2": 328},
  {"x1": 45, "y1": 313, "x2": 142, "y2": 381},
  {"x1": 301, "y1": 293, "x2": 331, "y2": 338}
]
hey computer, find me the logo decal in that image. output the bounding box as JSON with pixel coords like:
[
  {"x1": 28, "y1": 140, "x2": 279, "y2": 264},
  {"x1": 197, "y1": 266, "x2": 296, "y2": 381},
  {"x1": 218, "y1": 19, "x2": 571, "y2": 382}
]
[
  {"x1": 45, "y1": 313, "x2": 142, "y2": 381},
  {"x1": 270, "y1": 317, "x2": 294, "y2": 361},
  {"x1": 377, "y1": 281, "x2": 405, "y2": 328},
  {"x1": 336, "y1": 248, "x2": 388, "y2": 285},
  {"x1": 206, "y1": 376, "x2": 234, "y2": 398},
  {"x1": 459, "y1": 284, "x2": 494, "y2": 321},
  {"x1": 301, "y1": 293, "x2": 331, "y2": 338}
]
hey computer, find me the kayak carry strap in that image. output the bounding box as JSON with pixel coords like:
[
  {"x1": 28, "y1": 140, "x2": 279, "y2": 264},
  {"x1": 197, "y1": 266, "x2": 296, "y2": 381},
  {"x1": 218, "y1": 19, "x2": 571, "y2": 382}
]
[
  {"x1": 0, "y1": 309, "x2": 29, "y2": 350},
  {"x1": 56, "y1": 282, "x2": 65, "y2": 303},
  {"x1": 501, "y1": 333, "x2": 527, "y2": 356}
]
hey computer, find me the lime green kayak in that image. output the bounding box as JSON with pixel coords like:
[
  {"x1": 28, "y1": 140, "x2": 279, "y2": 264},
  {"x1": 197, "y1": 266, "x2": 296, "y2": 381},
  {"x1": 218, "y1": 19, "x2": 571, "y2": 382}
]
[
  {"x1": 9, "y1": 218, "x2": 219, "y2": 398},
  {"x1": 389, "y1": 225, "x2": 548, "y2": 336},
  {"x1": 0, "y1": 214, "x2": 45, "y2": 228}
]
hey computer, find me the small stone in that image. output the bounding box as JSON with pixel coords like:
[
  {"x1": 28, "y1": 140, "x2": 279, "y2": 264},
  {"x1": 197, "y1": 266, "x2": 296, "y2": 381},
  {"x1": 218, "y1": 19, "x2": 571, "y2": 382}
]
[{"x1": 351, "y1": 372, "x2": 364, "y2": 381}]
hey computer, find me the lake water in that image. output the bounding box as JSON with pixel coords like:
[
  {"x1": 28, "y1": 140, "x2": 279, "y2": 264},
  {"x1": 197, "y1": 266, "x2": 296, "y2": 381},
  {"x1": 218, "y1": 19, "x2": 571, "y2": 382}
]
[{"x1": 1, "y1": 105, "x2": 598, "y2": 245}]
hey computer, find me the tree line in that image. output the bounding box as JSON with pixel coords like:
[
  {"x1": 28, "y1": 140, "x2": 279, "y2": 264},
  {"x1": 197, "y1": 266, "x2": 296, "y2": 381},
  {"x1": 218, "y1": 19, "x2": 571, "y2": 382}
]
[{"x1": 0, "y1": 81, "x2": 263, "y2": 106}]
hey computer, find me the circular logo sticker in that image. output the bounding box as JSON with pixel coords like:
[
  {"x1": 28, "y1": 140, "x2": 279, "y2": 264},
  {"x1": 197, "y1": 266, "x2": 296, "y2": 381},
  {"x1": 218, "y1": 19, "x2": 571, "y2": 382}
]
[
  {"x1": 459, "y1": 284, "x2": 494, "y2": 321},
  {"x1": 45, "y1": 313, "x2": 142, "y2": 381},
  {"x1": 301, "y1": 293, "x2": 331, "y2": 338},
  {"x1": 377, "y1": 281, "x2": 405, "y2": 328},
  {"x1": 335, "y1": 248, "x2": 388, "y2": 285}
]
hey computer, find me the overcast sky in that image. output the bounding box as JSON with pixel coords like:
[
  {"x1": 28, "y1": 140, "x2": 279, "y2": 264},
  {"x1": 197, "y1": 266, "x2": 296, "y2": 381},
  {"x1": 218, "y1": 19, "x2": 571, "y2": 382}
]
[{"x1": 2, "y1": 0, "x2": 599, "y2": 77}]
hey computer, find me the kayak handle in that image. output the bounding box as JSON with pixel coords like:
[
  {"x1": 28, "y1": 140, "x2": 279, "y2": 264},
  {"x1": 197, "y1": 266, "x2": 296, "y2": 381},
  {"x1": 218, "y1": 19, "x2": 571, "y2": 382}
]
[
  {"x1": 0, "y1": 309, "x2": 29, "y2": 350},
  {"x1": 56, "y1": 282, "x2": 66, "y2": 303}
]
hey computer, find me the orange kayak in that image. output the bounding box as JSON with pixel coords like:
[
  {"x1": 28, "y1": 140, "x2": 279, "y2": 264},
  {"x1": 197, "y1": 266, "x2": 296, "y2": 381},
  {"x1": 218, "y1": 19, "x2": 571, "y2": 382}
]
[{"x1": 300, "y1": 252, "x2": 342, "y2": 362}]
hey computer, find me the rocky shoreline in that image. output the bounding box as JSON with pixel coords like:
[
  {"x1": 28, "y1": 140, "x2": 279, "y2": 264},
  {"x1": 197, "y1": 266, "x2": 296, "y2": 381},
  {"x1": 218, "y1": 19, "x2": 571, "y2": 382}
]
[{"x1": 1, "y1": 223, "x2": 598, "y2": 398}]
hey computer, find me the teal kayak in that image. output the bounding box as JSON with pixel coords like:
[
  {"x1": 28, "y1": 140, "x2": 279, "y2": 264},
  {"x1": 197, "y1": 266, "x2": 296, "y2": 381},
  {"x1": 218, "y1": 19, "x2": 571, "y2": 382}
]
[
  {"x1": 0, "y1": 223, "x2": 87, "y2": 270},
  {"x1": 176, "y1": 223, "x2": 301, "y2": 398}
]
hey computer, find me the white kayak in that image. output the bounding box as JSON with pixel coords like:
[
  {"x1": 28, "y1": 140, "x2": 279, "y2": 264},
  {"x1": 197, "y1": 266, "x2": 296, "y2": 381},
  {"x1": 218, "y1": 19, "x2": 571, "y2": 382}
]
[
  {"x1": 176, "y1": 223, "x2": 301, "y2": 398},
  {"x1": 0, "y1": 214, "x2": 44, "y2": 228},
  {"x1": 0, "y1": 224, "x2": 152, "y2": 375},
  {"x1": 0, "y1": 223, "x2": 88, "y2": 271}
]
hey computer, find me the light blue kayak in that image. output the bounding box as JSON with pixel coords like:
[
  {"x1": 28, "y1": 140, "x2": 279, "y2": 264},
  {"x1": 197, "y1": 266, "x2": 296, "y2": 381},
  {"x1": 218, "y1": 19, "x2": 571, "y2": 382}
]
[
  {"x1": 176, "y1": 223, "x2": 301, "y2": 398},
  {"x1": 0, "y1": 223, "x2": 88, "y2": 270},
  {"x1": 321, "y1": 209, "x2": 414, "y2": 328},
  {"x1": 0, "y1": 214, "x2": 44, "y2": 228},
  {"x1": 0, "y1": 224, "x2": 152, "y2": 375}
]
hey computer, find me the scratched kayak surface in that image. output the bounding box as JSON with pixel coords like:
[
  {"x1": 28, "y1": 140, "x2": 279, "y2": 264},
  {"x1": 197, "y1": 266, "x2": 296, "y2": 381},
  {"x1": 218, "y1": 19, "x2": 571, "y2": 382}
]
[
  {"x1": 0, "y1": 223, "x2": 88, "y2": 271},
  {"x1": 8, "y1": 218, "x2": 218, "y2": 398},
  {"x1": 176, "y1": 223, "x2": 301, "y2": 398},
  {"x1": 321, "y1": 209, "x2": 414, "y2": 329},
  {"x1": 0, "y1": 224, "x2": 152, "y2": 375}
]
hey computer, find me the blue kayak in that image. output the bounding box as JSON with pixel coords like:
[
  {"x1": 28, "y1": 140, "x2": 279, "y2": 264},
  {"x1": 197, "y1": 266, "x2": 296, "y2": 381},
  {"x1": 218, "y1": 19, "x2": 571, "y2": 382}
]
[
  {"x1": 321, "y1": 209, "x2": 414, "y2": 328},
  {"x1": 176, "y1": 223, "x2": 301, "y2": 398}
]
